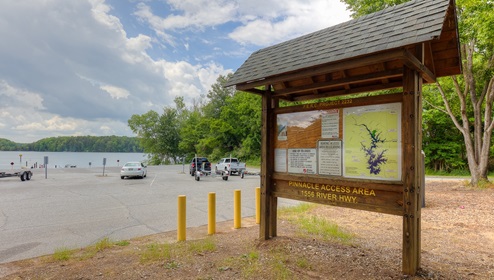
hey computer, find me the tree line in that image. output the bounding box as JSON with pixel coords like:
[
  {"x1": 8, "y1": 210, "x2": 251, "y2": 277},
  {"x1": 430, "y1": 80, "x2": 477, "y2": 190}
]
[
  {"x1": 0, "y1": 136, "x2": 143, "y2": 153},
  {"x1": 128, "y1": 74, "x2": 261, "y2": 165}
]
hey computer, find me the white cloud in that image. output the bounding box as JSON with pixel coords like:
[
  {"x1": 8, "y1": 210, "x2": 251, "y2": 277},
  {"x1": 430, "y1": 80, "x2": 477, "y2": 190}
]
[
  {"x1": 100, "y1": 85, "x2": 130, "y2": 99},
  {"x1": 17, "y1": 116, "x2": 80, "y2": 132},
  {"x1": 135, "y1": 0, "x2": 237, "y2": 31},
  {"x1": 89, "y1": 0, "x2": 125, "y2": 32},
  {"x1": 135, "y1": 0, "x2": 351, "y2": 47},
  {"x1": 229, "y1": 0, "x2": 352, "y2": 46},
  {"x1": 157, "y1": 60, "x2": 229, "y2": 102},
  {"x1": 0, "y1": 80, "x2": 45, "y2": 110}
]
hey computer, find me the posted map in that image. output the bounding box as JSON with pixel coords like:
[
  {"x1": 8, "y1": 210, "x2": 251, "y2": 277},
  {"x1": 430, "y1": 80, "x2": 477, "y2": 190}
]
[{"x1": 343, "y1": 103, "x2": 401, "y2": 181}]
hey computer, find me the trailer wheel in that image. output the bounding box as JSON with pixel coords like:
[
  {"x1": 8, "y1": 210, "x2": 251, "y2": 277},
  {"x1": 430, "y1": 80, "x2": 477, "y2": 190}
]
[
  {"x1": 20, "y1": 172, "x2": 26, "y2": 181},
  {"x1": 222, "y1": 176, "x2": 228, "y2": 181},
  {"x1": 26, "y1": 172, "x2": 32, "y2": 180}
]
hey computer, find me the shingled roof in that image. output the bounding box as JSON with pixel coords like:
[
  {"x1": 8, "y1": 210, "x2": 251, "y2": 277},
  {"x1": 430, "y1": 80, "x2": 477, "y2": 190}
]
[{"x1": 227, "y1": 0, "x2": 461, "y2": 101}]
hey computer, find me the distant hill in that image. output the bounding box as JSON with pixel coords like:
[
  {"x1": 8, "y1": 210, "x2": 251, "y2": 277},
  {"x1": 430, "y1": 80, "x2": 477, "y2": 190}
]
[{"x1": 0, "y1": 136, "x2": 143, "y2": 153}]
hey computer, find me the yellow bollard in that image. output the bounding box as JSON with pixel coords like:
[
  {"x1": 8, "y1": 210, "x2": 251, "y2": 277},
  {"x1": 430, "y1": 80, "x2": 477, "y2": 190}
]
[
  {"x1": 256, "y1": 187, "x2": 260, "y2": 224},
  {"x1": 208, "y1": 192, "x2": 216, "y2": 235},
  {"x1": 234, "y1": 189, "x2": 241, "y2": 229},
  {"x1": 177, "y1": 195, "x2": 186, "y2": 241}
]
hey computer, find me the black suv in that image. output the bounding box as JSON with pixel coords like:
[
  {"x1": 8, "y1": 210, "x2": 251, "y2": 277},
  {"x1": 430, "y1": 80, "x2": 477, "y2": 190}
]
[{"x1": 189, "y1": 157, "x2": 211, "y2": 176}]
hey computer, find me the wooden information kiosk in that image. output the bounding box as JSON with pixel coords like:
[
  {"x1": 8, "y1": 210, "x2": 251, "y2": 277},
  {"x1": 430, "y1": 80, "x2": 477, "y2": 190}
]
[{"x1": 226, "y1": 0, "x2": 461, "y2": 275}]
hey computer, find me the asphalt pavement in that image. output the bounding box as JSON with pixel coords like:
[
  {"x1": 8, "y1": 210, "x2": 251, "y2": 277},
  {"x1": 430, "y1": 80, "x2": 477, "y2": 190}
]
[{"x1": 0, "y1": 165, "x2": 298, "y2": 264}]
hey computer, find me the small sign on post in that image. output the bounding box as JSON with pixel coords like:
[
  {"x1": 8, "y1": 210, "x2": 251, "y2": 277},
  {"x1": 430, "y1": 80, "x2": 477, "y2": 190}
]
[
  {"x1": 102, "y1": 158, "x2": 107, "y2": 176},
  {"x1": 44, "y1": 156, "x2": 49, "y2": 179}
]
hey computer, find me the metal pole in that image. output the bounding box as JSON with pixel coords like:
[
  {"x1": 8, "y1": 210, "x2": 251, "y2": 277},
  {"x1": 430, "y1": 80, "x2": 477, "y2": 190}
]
[
  {"x1": 177, "y1": 195, "x2": 186, "y2": 241},
  {"x1": 208, "y1": 192, "x2": 216, "y2": 235},
  {"x1": 234, "y1": 190, "x2": 241, "y2": 229}
]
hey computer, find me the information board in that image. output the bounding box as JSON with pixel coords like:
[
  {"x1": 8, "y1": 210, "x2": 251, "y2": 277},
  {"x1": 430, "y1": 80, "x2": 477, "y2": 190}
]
[{"x1": 275, "y1": 102, "x2": 401, "y2": 181}]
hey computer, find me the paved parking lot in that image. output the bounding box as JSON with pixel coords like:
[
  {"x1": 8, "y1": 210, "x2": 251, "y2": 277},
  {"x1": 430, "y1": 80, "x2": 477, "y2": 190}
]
[{"x1": 0, "y1": 165, "x2": 298, "y2": 263}]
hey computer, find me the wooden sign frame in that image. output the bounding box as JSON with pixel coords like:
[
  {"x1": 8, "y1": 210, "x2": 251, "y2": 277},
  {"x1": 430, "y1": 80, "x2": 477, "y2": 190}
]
[{"x1": 260, "y1": 67, "x2": 423, "y2": 274}]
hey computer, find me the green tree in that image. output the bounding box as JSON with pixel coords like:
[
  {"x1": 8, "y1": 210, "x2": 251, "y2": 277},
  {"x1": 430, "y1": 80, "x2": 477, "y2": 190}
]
[
  {"x1": 423, "y1": 86, "x2": 466, "y2": 172},
  {"x1": 220, "y1": 91, "x2": 261, "y2": 160},
  {"x1": 341, "y1": 0, "x2": 494, "y2": 185},
  {"x1": 128, "y1": 111, "x2": 164, "y2": 164},
  {"x1": 202, "y1": 74, "x2": 235, "y2": 119},
  {"x1": 130, "y1": 108, "x2": 180, "y2": 164},
  {"x1": 127, "y1": 74, "x2": 262, "y2": 164},
  {"x1": 197, "y1": 75, "x2": 261, "y2": 161}
]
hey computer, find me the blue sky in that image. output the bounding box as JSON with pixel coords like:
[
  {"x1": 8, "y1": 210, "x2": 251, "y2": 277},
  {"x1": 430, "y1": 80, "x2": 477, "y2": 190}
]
[{"x1": 0, "y1": 0, "x2": 350, "y2": 143}]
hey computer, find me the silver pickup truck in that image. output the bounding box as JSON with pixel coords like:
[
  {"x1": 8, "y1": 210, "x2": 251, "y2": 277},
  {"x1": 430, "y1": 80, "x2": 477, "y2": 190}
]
[{"x1": 215, "y1": 157, "x2": 246, "y2": 175}]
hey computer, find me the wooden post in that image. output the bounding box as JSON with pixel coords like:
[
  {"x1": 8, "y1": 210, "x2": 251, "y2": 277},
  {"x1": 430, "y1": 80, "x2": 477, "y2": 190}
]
[
  {"x1": 402, "y1": 65, "x2": 422, "y2": 275},
  {"x1": 260, "y1": 85, "x2": 276, "y2": 239}
]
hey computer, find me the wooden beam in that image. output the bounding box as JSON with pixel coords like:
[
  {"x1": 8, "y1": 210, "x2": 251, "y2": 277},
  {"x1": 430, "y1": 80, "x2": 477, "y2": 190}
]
[
  {"x1": 240, "y1": 88, "x2": 265, "y2": 95},
  {"x1": 272, "y1": 68, "x2": 403, "y2": 97},
  {"x1": 425, "y1": 42, "x2": 436, "y2": 76},
  {"x1": 309, "y1": 76, "x2": 319, "y2": 95},
  {"x1": 341, "y1": 70, "x2": 351, "y2": 90},
  {"x1": 291, "y1": 81, "x2": 403, "y2": 102},
  {"x1": 403, "y1": 49, "x2": 436, "y2": 83},
  {"x1": 378, "y1": 63, "x2": 390, "y2": 84}
]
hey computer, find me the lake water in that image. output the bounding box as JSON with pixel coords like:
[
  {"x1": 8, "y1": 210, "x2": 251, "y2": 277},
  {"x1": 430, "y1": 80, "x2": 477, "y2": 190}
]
[{"x1": 0, "y1": 151, "x2": 147, "y2": 169}]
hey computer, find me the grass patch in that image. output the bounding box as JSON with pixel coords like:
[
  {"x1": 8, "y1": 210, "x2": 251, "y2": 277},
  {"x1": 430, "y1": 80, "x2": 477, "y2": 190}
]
[
  {"x1": 140, "y1": 238, "x2": 218, "y2": 266},
  {"x1": 240, "y1": 251, "x2": 261, "y2": 278},
  {"x1": 187, "y1": 237, "x2": 216, "y2": 254},
  {"x1": 217, "y1": 249, "x2": 262, "y2": 277},
  {"x1": 115, "y1": 240, "x2": 130, "y2": 246},
  {"x1": 51, "y1": 237, "x2": 123, "y2": 262},
  {"x1": 140, "y1": 243, "x2": 173, "y2": 263},
  {"x1": 79, "y1": 237, "x2": 116, "y2": 260},
  {"x1": 297, "y1": 215, "x2": 354, "y2": 243},
  {"x1": 94, "y1": 237, "x2": 113, "y2": 252},
  {"x1": 296, "y1": 257, "x2": 311, "y2": 270},
  {"x1": 270, "y1": 251, "x2": 292, "y2": 280},
  {"x1": 53, "y1": 247, "x2": 72, "y2": 261},
  {"x1": 219, "y1": 245, "x2": 294, "y2": 279},
  {"x1": 279, "y1": 203, "x2": 316, "y2": 219},
  {"x1": 279, "y1": 203, "x2": 354, "y2": 244},
  {"x1": 476, "y1": 179, "x2": 494, "y2": 189}
]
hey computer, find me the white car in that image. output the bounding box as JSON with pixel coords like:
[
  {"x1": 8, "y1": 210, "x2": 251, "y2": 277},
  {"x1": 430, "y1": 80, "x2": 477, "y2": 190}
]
[{"x1": 120, "y1": 162, "x2": 147, "y2": 179}]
